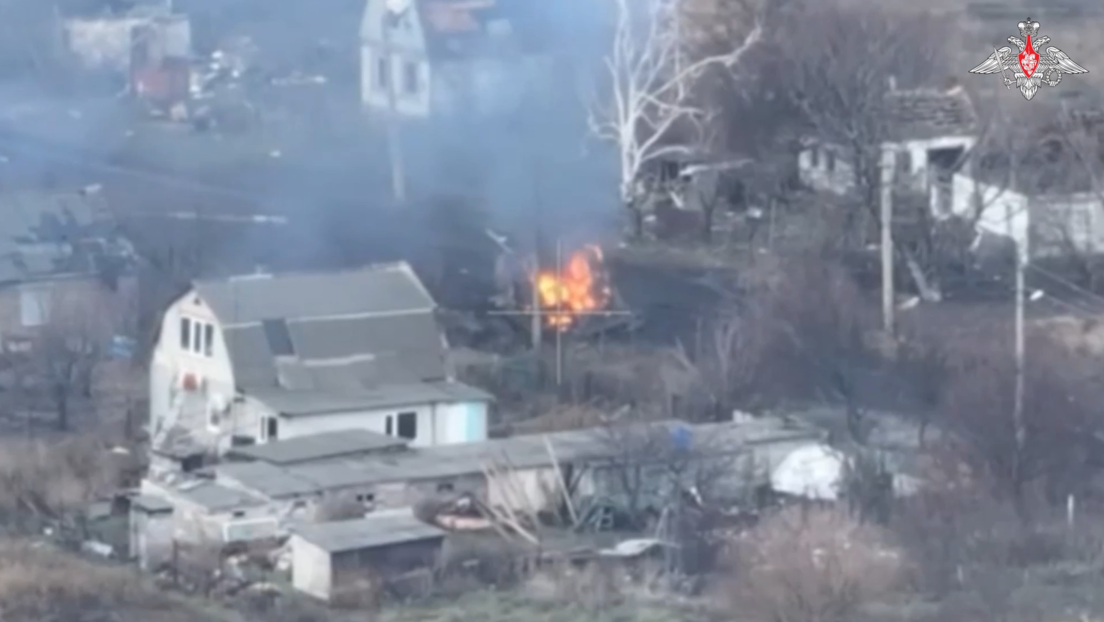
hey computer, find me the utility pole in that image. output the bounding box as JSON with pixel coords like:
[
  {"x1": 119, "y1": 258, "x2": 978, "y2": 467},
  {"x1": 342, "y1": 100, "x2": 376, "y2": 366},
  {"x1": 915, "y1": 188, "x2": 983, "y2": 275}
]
[
  {"x1": 381, "y1": 13, "x2": 406, "y2": 203},
  {"x1": 880, "y1": 147, "x2": 895, "y2": 335},
  {"x1": 1011, "y1": 148, "x2": 1026, "y2": 491}
]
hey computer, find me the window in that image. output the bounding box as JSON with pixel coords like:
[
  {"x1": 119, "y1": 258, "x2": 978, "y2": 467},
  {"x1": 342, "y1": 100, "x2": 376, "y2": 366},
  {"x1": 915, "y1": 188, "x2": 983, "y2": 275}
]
[
  {"x1": 826, "y1": 151, "x2": 836, "y2": 172},
  {"x1": 232, "y1": 511, "x2": 246, "y2": 518},
  {"x1": 355, "y1": 493, "x2": 375, "y2": 504},
  {"x1": 181, "y1": 317, "x2": 214, "y2": 357},
  {"x1": 436, "y1": 482, "x2": 454, "y2": 493},
  {"x1": 261, "y1": 416, "x2": 279, "y2": 442},
  {"x1": 203, "y1": 323, "x2": 214, "y2": 356},
  {"x1": 19, "y1": 286, "x2": 51, "y2": 327},
  {"x1": 397, "y1": 411, "x2": 417, "y2": 440},
  {"x1": 402, "y1": 61, "x2": 419, "y2": 94},
  {"x1": 810, "y1": 148, "x2": 820, "y2": 167},
  {"x1": 180, "y1": 317, "x2": 191, "y2": 349},
  {"x1": 376, "y1": 55, "x2": 390, "y2": 89},
  {"x1": 385, "y1": 415, "x2": 394, "y2": 436}
]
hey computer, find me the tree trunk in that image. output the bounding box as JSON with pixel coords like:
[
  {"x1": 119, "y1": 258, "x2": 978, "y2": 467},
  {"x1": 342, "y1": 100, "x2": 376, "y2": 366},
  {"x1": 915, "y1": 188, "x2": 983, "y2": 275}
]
[
  {"x1": 701, "y1": 206, "x2": 714, "y2": 243},
  {"x1": 55, "y1": 388, "x2": 68, "y2": 431},
  {"x1": 628, "y1": 199, "x2": 644, "y2": 239}
]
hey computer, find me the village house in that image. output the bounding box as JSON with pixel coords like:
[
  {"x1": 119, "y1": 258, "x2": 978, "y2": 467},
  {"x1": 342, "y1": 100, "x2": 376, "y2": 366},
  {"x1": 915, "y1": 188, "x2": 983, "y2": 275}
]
[
  {"x1": 359, "y1": 0, "x2": 550, "y2": 118},
  {"x1": 797, "y1": 84, "x2": 1034, "y2": 251},
  {"x1": 146, "y1": 262, "x2": 493, "y2": 474},
  {"x1": 134, "y1": 415, "x2": 824, "y2": 570},
  {"x1": 61, "y1": 0, "x2": 191, "y2": 95},
  {"x1": 0, "y1": 189, "x2": 137, "y2": 351}
]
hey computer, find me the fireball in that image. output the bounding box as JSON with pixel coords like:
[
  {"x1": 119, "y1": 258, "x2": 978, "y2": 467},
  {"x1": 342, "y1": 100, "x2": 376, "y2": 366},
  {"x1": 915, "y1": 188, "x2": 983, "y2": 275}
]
[{"x1": 531, "y1": 245, "x2": 610, "y2": 331}]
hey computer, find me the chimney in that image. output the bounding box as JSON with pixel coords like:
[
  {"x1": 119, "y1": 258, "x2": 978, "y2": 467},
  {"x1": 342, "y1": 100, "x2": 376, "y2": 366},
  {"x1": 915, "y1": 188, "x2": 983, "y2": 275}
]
[{"x1": 888, "y1": 75, "x2": 897, "y2": 91}]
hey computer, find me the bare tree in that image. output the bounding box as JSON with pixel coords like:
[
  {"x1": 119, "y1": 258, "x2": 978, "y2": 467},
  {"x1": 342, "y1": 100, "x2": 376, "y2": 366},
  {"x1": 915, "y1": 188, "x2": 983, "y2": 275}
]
[
  {"x1": 937, "y1": 331, "x2": 1102, "y2": 516},
  {"x1": 757, "y1": 256, "x2": 881, "y2": 443},
  {"x1": 587, "y1": 0, "x2": 764, "y2": 238},
  {"x1": 11, "y1": 293, "x2": 110, "y2": 432}
]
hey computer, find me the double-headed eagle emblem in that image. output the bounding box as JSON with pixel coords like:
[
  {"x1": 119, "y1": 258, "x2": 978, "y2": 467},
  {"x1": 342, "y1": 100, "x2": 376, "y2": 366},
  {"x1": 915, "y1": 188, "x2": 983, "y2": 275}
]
[{"x1": 969, "y1": 18, "x2": 1088, "y2": 100}]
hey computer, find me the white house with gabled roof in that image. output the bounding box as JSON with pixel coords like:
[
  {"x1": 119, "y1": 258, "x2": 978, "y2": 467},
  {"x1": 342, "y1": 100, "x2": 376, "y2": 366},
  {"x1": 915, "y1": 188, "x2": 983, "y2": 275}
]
[{"x1": 147, "y1": 262, "x2": 492, "y2": 474}]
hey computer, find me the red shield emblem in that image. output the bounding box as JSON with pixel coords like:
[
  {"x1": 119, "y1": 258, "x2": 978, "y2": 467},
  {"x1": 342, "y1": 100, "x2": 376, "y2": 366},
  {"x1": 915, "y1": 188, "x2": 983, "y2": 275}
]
[{"x1": 1019, "y1": 35, "x2": 1038, "y2": 78}]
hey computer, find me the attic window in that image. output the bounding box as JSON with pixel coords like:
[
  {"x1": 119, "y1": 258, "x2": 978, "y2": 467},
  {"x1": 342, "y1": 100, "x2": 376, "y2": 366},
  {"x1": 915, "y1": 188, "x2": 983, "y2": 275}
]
[{"x1": 262, "y1": 319, "x2": 294, "y2": 356}]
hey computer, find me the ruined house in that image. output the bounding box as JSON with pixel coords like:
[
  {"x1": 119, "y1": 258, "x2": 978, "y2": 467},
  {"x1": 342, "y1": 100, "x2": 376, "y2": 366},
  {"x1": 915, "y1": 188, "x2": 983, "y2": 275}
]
[{"x1": 0, "y1": 189, "x2": 137, "y2": 350}]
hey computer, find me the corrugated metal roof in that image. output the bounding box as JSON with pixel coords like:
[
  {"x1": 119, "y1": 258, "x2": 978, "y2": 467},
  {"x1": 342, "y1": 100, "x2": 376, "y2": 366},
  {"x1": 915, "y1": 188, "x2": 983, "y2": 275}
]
[
  {"x1": 195, "y1": 264, "x2": 450, "y2": 391},
  {"x1": 214, "y1": 418, "x2": 823, "y2": 499},
  {"x1": 292, "y1": 509, "x2": 445, "y2": 553},
  {"x1": 174, "y1": 480, "x2": 267, "y2": 512},
  {"x1": 216, "y1": 461, "x2": 321, "y2": 498},
  {"x1": 246, "y1": 380, "x2": 493, "y2": 417},
  {"x1": 226, "y1": 429, "x2": 409, "y2": 465},
  {"x1": 194, "y1": 262, "x2": 435, "y2": 324}
]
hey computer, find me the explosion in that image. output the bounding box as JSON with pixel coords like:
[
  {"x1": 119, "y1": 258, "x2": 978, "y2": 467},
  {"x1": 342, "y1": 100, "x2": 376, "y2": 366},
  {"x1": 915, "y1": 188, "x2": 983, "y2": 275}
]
[{"x1": 531, "y1": 245, "x2": 611, "y2": 331}]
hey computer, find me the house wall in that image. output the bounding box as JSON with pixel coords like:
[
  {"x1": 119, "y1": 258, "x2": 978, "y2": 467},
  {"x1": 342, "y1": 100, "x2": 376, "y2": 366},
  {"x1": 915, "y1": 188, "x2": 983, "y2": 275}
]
[
  {"x1": 261, "y1": 399, "x2": 488, "y2": 447},
  {"x1": 950, "y1": 173, "x2": 1030, "y2": 254},
  {"x1": 329, "y1": 537, "x2": 444, "y2": 601},
  {"x1": 291, "y1": 535, "x2": 333, "y2": 600},
  {"x1": 798, "y1": 136, "x2": 977, "y2": 198},
  {"x1": 129, "y1": 508, "x2": 175, "y2": 570},
  {"x1": 0, "y1": 273, "x2": 137, "y2": 347},
  {"x1": 149, "y1": 290, "x2": 236, "y2": 438},
  {"x1": 359, "y1": 0, "x2": 432, "y2": 117}
]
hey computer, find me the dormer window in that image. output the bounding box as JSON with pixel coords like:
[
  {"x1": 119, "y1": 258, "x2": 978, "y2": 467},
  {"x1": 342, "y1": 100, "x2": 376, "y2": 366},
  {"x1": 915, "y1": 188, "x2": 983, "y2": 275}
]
[{"x1": 181, "y1": 317, "x2": 214, "y2": 357}]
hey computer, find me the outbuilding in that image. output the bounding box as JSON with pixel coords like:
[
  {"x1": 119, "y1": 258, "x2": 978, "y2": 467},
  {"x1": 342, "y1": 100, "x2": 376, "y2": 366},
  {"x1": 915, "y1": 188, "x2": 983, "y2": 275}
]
[{"x1": 290, "y1": 509, "x2": 446, "y2": 602}]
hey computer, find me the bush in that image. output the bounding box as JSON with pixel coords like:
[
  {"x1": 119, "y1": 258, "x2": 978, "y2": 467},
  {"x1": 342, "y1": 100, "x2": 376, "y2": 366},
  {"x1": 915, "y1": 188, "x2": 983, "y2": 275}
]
[
  {"x1": 0, "y1": 540, "x2": 174, "y2": 622},
  {"x1": 728, "y1": 506, "x2": 904, "y2": 622}
]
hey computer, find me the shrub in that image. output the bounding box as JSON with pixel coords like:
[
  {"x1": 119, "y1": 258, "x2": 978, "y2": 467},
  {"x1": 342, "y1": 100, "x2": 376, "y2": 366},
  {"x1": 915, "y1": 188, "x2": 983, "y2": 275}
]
[{"x1": 729, "y1": 506, "x2": 904, "y2": 622}]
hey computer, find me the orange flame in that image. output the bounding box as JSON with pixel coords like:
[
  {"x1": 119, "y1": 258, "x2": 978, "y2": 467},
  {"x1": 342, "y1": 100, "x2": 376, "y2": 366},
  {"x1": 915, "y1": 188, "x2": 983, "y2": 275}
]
[{"x1": 531, "y1": 245, "x2": 610, "y2": 331}]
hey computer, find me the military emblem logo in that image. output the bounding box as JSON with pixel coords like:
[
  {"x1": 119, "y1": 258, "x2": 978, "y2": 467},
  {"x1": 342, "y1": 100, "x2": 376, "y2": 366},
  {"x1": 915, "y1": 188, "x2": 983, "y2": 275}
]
[{"x1": 969, "y1": 18, "x2": 1088, "y2": 101}]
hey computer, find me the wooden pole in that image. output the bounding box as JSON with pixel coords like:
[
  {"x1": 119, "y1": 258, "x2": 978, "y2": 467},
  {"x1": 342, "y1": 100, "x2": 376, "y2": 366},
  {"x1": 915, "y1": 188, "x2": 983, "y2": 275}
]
[
  {"x1": 880, "y1": 147, "x2": 895, "y2": 335},
  {"x1": 555, "y1": 239, "x2": 564, "y2": 387},
  {"x1": 381, "y1": 16, "x2": 405, "y2": 203}
]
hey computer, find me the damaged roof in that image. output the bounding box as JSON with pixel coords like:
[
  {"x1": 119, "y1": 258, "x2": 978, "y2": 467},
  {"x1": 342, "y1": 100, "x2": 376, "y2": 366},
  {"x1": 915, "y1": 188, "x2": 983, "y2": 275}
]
[
  {"x1": 0, "y1": 190, "x2": 131, "y2": 285},
  {"x1": 190, "y1": 263, "x2": 451, "y2": 392},
  {"x1": 401, "y1": 0, "x2": 546, "y2": 58},
  {"x1": 885, "y1": 87, "x2": 978, "y2": 140}
]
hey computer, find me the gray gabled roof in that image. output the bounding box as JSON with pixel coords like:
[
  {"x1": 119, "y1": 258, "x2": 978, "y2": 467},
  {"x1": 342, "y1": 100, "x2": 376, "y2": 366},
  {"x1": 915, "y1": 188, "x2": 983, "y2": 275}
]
[
  {"x1": 193, "y1": 262, "x2": 435, "y2": 324},
  {"x1": 293, "y1": 509, "x2": 445, "y2": 553},
  {"x1": 190, "y1": 263, "x2": 450, "y2": 391}
]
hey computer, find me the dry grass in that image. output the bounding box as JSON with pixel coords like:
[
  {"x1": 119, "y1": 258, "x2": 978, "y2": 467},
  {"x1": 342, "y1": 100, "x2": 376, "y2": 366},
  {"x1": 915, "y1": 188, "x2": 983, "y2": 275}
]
[
  {"x1": 0, "y1": 437, "x2": 122, "y2": 530},
  {"x1": 722, "y1": 506, "x2": 905, "y2": 622},
  {"x1": 0, "y1": 540, "x2": 225, "y2": 622}
]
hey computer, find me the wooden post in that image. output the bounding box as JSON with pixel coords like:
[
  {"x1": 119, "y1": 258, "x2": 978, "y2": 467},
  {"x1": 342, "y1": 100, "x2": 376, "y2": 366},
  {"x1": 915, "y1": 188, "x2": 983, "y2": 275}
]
[{"x1": 880, "y1": 147, "x2": 895, "y2": 335}]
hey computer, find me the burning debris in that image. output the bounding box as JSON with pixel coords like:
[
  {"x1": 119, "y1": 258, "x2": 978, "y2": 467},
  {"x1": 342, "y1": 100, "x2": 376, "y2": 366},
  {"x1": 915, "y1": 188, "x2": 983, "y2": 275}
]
[{"x1": 532, "y1": 245, "x2": 612, "y2": 331}]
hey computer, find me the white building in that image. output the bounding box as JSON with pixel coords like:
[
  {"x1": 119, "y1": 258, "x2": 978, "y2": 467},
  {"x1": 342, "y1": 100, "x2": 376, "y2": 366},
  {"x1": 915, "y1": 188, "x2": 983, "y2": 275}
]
[
  {"x1": 796, "y1": 86, "x2": 1034, "y2": 250},
  {"x1": 358, "y1": 0, "x2": 550, "y2": 118},
  {"x1": 147, "y1": 262, "x2": 492, "y2": 473}
]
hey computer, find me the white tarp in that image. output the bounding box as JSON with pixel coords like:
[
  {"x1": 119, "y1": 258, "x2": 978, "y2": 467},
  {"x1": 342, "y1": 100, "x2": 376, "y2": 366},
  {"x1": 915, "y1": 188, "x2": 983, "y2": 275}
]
[{"x1": 770, "y1": 443, "x2": 846, "y2": 501}]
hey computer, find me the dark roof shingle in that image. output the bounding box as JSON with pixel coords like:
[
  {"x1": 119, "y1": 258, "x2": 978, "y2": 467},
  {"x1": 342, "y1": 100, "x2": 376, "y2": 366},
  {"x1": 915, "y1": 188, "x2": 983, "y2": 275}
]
[{"x1": 885, "y1": 87, "x2": 978, "y2": 140}]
